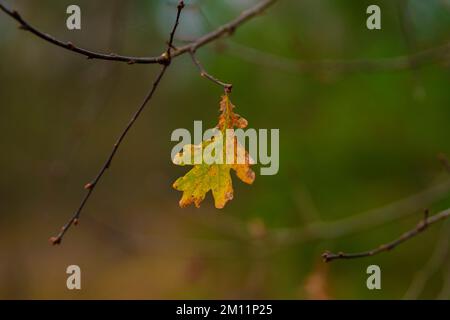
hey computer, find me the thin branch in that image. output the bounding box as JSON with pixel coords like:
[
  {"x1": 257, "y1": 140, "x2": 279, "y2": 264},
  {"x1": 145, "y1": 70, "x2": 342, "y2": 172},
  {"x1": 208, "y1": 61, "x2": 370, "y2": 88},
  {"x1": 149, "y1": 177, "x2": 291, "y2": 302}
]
[
  {"x1": 49, "y1": 1, "x2": 185, "y2": 245},
  {"x1": 0, "y1": 1, "x2": 165, "y2": 65},
  {"x1": 171, "y1": 0, "x2": 278, "y2": 58},
  {"x1": 224, "y1": 41, "x2": 450, "y2": 74},
  {"x1": 189, "y1": 50, "x2": 233, "y2": 91},
  {"x1": 322, "y1": 209, "x2": 450, "y2": 262},
  {"x1": 166, "y1": 2, "x2": 185, "y2": 61},
  {"x1": 0, "y1": 0, "x2": 278, "y2": 65}
]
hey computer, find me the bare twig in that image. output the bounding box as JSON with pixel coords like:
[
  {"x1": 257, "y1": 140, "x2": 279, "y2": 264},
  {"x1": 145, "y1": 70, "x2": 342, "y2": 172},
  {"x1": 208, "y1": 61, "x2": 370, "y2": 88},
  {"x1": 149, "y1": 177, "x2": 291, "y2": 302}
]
[
  {"x1": 171, "y1": 0, "x2": 277, "y2": 58},
  {"x1": 0, "y1": 1, "x2": 164, "y2": 65},
  {"x1": 322, "y1": 209, "x2": 450, "y2": 262},
  {"x1": 49, "y1": 1, "x2": 185, "y2": 245},
  {"x1": 189, "y1": 50, "x2": 233, "y2": 91},
  {"x1": 0, "y1": 0, "x2": 278, "y2": 65}
]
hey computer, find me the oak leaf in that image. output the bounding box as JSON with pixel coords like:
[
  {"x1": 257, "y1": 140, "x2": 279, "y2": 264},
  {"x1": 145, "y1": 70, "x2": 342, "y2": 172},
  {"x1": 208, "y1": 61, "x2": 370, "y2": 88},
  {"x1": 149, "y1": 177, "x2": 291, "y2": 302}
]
[{"x1": 173, "y1": 94, "x2": 255, "y2": 208}]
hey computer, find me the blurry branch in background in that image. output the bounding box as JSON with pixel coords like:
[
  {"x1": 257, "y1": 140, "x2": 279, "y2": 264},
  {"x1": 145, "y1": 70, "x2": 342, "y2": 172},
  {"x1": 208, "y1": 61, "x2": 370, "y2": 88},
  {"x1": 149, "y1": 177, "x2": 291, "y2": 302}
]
[
  {"x1": 0, "y1": 0, "x2": 278, "y2": 65},
  {"x1": 395, "y1": 0, "x2": 424, "y2": 96},
  {"x1": 403, "y1": 221, "x2": 450, "y2": 299},
  {"x1": 50, "y1": 1, "x2": 130, "y2": 180},
  {"x1": 49, "y1": 1, "x2": 185, "y2": 245},
  {"x1": 437, "y1": 258, "x2": 450, "y2": 299},
  {"x1": 402, "y1": 155, "x2": 450, "y2": 299},
  {"x1": 321, "y1": 209, "x2": 450, "y2": 262},
  {"x1": 438, "y1": 152, "x2": 450, "y2": 173},
  {"x1": 84, "y1": 214, "x2": 245, "y2": 259},
  {"x1": 223, "y1": 41, "x2": 450, "y2": 74},
  {"x1": 185, "y1": 2, "x2": 450, "y2": 75},
  {"x1": 272, "y1": 176, "x2": 450, "y2": 245}
]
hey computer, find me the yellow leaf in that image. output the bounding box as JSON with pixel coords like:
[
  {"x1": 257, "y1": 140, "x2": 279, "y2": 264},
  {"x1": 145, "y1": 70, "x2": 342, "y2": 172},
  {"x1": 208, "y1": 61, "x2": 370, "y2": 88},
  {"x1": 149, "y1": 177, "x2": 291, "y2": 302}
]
[{"x1": 173, "y1": 94, "x2": 255, "y2": 209}]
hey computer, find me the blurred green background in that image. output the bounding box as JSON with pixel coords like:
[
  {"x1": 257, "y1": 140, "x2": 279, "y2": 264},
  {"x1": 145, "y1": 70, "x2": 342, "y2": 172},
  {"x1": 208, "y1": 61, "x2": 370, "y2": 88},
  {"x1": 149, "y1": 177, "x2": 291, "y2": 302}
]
[{"x1": 0, "y1": 0, "x2": 449, "y2": 299}]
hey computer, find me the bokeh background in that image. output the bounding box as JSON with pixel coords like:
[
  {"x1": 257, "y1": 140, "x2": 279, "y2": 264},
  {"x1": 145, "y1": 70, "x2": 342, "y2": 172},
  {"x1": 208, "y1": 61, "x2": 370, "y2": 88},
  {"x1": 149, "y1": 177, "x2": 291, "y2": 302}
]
[{"x1": 0, "y1": 0, "x2": 450, "y2": 299}]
